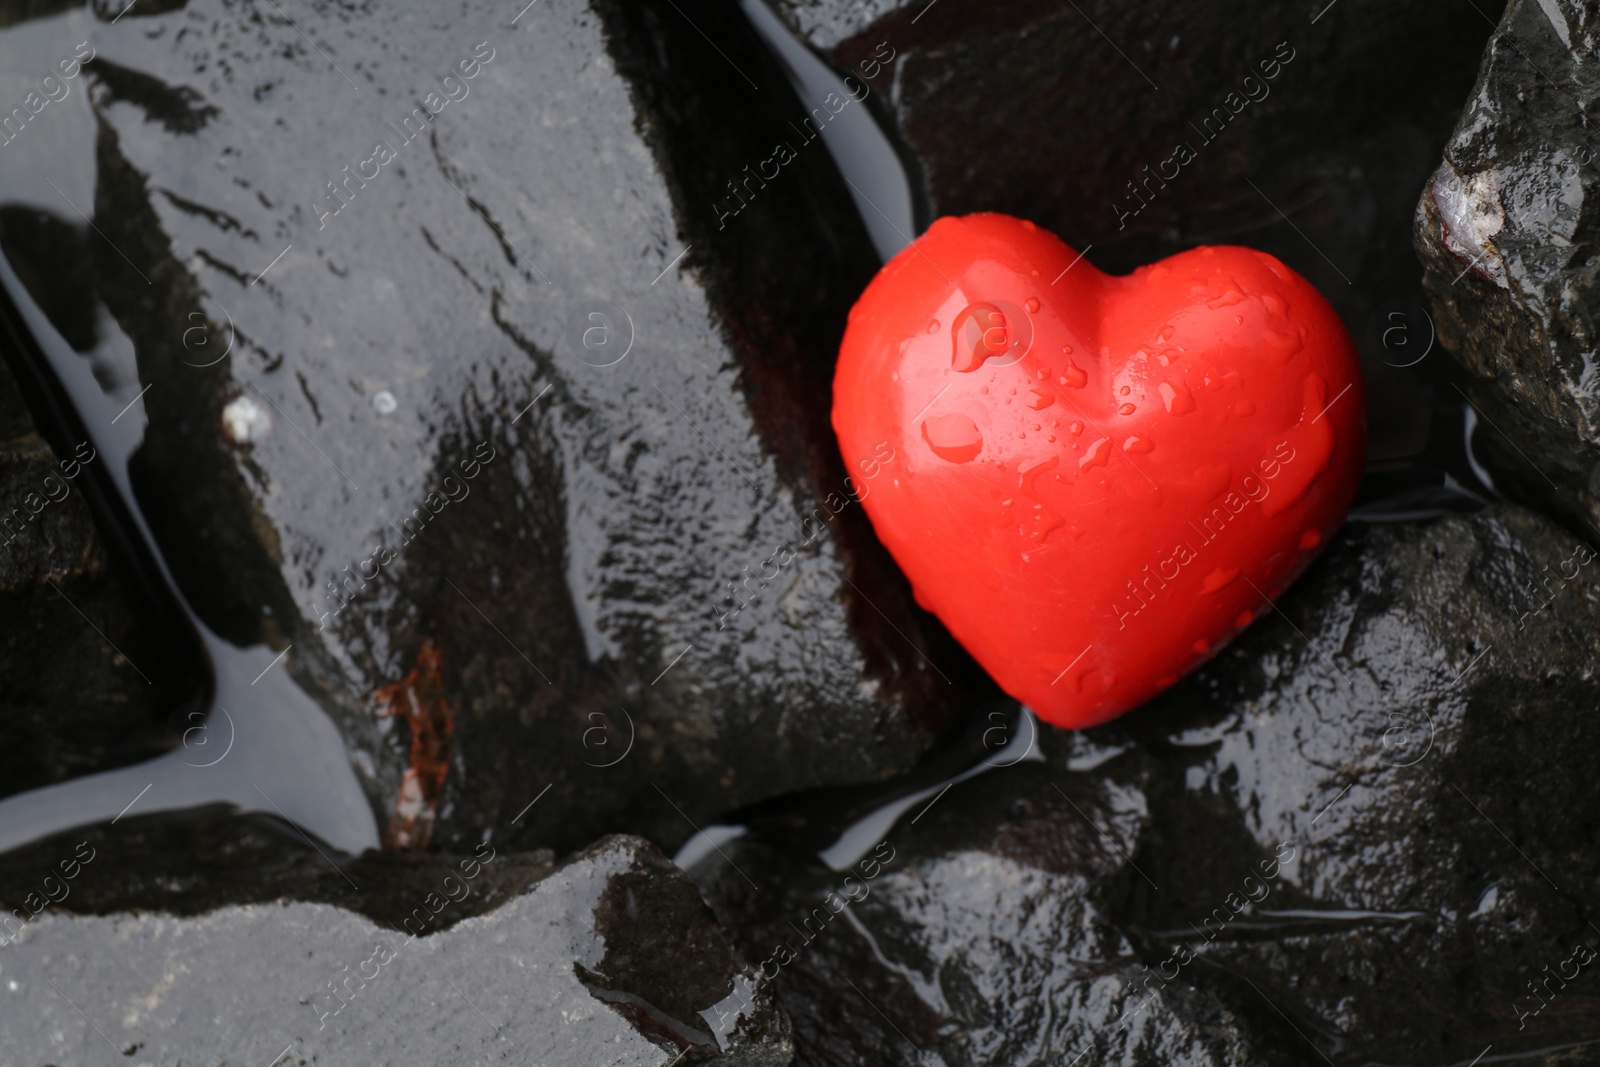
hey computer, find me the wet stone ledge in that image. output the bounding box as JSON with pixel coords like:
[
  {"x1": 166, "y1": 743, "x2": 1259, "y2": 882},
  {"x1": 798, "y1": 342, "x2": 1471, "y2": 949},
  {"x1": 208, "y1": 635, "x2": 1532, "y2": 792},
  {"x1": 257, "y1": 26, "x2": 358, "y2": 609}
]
[{"x1": 0, "y1": 828, "x2": 793, "y2": 1065}]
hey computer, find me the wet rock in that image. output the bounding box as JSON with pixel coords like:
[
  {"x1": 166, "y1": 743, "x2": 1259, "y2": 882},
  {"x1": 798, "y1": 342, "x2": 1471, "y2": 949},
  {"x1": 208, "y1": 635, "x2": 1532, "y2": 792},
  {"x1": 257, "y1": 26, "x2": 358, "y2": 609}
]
[
  {"x1": 0, "y1": 351, "x2": 169, "y2": 800},
  {"x1": 1106, "y1": 504, "x2": 1600, "y2": 1064},
  {"x1": 0, "y1": 829, "x2": 792, "y2": 1065},
  {"x1": 0, "y1": 0, "x2": 990, "y2": 854},
  {"x1": 695, "y1": 745, "x2": 1286, "y2": 1066},
  {"x1": 1416, "y1": 0, "x2": 1600, "y2": 531},
  {"x1": 770, "y1": 0, "x2": 1503, "y2": 474},
  {"x1": 697, "y1": 506, "x2": 1600, "y2": 1065}
]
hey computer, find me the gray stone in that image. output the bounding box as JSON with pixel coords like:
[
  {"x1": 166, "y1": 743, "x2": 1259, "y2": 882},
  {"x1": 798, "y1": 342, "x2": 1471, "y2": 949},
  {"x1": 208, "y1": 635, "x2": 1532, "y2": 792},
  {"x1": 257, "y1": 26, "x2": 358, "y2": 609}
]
[
  {"x1": 0, "y1": 0, "x2": 988, "y2": 855},
  {"x1": 696, "y1": 506, "x2": 1600, "y2": 1065},
  {"x1": 0, "y1": 833, "x2": 792, "y2": 1066},
  {"x1": 1416, "y1": 0, "x2": 1600, "y2": 531}
]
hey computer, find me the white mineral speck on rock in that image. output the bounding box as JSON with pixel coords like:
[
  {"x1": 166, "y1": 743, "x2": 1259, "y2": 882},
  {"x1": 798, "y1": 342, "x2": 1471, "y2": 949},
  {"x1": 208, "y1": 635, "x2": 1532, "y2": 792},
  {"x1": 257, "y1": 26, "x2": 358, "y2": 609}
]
[
  {"x1": 221, "y1": 395, "x2": 272, "y2": 444},
  {"x1": 1430, "y1": 159, "x2": 1506, "y2": 285}
]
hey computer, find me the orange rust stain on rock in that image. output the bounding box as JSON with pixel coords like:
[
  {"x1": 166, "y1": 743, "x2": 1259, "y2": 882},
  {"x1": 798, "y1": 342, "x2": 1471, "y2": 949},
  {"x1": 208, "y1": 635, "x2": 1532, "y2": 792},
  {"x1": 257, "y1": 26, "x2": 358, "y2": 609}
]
[{"x1": 375, "y1": 641, "x2": 453, "y2": 851}]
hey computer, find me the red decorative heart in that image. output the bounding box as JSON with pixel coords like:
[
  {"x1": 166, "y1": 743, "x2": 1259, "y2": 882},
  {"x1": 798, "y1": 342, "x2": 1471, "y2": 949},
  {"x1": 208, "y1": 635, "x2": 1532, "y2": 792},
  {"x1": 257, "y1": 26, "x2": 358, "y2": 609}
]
[{"x1": 833, "y1": 214, "x2": 1365, "y2": 729}]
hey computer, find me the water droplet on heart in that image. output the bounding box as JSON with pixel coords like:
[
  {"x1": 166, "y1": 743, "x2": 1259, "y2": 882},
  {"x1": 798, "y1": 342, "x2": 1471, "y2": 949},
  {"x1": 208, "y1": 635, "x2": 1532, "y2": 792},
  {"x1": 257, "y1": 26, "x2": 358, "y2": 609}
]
[
  {"x1": 1017, "y1": 453, "x2": 1058, "y2": 486},
  {"x1": 1123, "y1": 436, "x2": 1153, "y2": 453},
  {"x1": 1118, "y1": 403, "x2": 1136, "y2": 415},
  {"x1": 1235, "y1": 399, "x2": 1256, "y2": 416},
  {"x1": 1262, "y1": 293, "x2": 1286, "y2": 316},
  {"x1": 1200, "y1": 566, "x2": 1240, "y2": 594},
  {"x1": 1263, "y1": 327, "x2": 1301, "y2": 364},
  {"x1": 1068, "y1": 421, "x2": 1083, "y2": 435},
  {"x1": 1001, "y1": 498, "x2": 1013, "y2": 508},
  {"x1": 1060, "y1": 361, "x2": 1087, "y2": 388},
  {"x1": 1159, "y1": 325, "x2": 1175, "y2": 341},
  {"x1": 1026, "y1": 389, "x2": 1054, "y2": 410},
  {"x1": 1119, "y1": 385, "x2": 1131, "y2": 396},
  {"x1": 1025, "y1": 297, "x2": 1040, "y2": 313},
  {"x1": 1022, "y1": 505, "x2": 1065, "y2": 543},
  {"x1": 927, "y1": 319, "x2": 940, "y2": 333},
  {"x1": 1159, "y1": 379, "x2": 1195, "y2": 415},
  {"x1": 1299, "y1": 529, "x2": 1321, "y2": 549},
  {"x1": 1235, "y1": 610, "x2": 1254, "y2": 627},
  {"x1": 1079, "y1": 437, "x2": 1112, "y2": 469},
  {"x1": 1192, "y1": 639, "x2": 1209, "y2": 654},
  {"x1": 1062, "y1": 344, "x2": 1073, "y2": 355},
  {"x1": 952, "y1": 303, "x2": 1012, "y2": 372},
  {"x1": 922, "y1": 413, "x2": 983, "y2": 463},
  {"x1": 1021, "y1": 219, "x2": 1036, "y2": 232}
]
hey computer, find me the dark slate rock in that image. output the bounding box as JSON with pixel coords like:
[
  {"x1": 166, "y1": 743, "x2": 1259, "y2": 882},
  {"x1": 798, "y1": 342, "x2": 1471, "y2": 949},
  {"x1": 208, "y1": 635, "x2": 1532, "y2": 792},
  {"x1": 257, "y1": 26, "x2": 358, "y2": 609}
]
[
  {"x1": 696, "y1": 506, "x2": 1600, "y2": 1065},
  {"x1": 0, "y1": 0, "x2": 990, "y2": 855},
  {"x1": 0, "y1": 347, "x2": 170, "y2": 801},
  {"x1": 1416, "y1": 0, "x2": 1600, "y2": 531},
  {"x1": 769, "y1": 0, "x2": 1503, "y2": 472},
  {"x1": 1108, "y1": 504, "x2": 1600, "y2": 1064},
  {"x1": 694, "y1": 749, "x2": 1286, "y2": 1066},
  {"x1": 0, "y1": 829, "x2": 793, "y2": 1065}
]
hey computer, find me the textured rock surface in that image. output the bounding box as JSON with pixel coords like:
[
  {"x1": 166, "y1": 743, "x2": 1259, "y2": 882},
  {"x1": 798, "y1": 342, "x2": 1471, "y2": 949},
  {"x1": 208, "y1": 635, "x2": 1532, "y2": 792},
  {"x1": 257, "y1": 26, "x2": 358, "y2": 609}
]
[
  {"x1": 772, "y1": 0, "x2": 1504, "y2": 472},
  {"x1": 1416, "y1": 0, "x2": 1600, "y2": 530},
  {"x1": 0, "y1": 832, "x2": 793, "y2": 1065},
  {"x1": 698, "y1": 747, "x2": 1287, "y2": 1066},
  {"x1": 698, "y1": 506, "x2": 1600, "y2": 1065},
  {"x1": 0, "y1": 0, "x2": 990, "y2": 854},
  {"x1": 0, "y1": 348, "x2": 170, "y2": 800}
]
